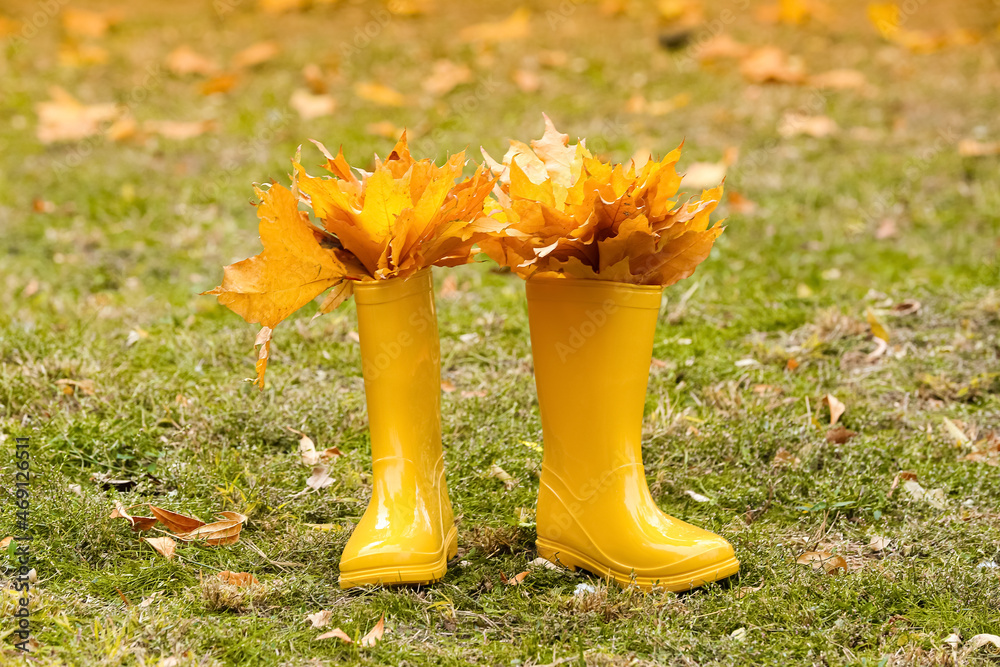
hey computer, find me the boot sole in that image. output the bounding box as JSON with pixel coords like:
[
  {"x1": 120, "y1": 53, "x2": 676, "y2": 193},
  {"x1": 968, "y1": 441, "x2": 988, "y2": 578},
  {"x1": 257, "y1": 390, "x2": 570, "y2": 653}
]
[
  {"x1": 536, "y1": 537, "x2": 740, "y2": 592},
  {"x1": 338, "y1": 525, "x2": 458, "y2": 589}
]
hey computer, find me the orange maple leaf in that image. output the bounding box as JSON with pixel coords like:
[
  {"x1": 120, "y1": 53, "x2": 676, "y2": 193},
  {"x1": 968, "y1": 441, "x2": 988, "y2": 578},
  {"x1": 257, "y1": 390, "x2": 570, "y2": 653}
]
[
  {"x1": 480, "y1": 115, "x2": 724, "y2": 286},
  {"x1": 205, "y1": 133, "x2": 497, "y2": 386}
]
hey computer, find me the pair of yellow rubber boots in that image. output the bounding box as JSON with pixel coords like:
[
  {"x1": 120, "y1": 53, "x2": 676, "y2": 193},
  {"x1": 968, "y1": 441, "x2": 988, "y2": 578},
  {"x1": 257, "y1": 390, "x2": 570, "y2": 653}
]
[{"x1": 338, "y1": 268, "x2": 739, "y2": 591}]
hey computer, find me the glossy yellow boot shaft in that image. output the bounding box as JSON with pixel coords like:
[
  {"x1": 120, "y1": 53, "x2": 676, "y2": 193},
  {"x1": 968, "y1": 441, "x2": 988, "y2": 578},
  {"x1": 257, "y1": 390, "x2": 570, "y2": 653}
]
[
  {"x1": 338, "y1": 268, "x2": 457, "y2": 588},
  {"x1": 526, "y1": 277, "x2": 739, "y2": 591}
]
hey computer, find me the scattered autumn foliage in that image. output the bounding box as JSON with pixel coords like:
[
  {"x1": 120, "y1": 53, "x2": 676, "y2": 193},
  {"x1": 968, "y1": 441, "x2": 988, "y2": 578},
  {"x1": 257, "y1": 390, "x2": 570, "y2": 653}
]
[
  {"x1": 480, "y1": 116, "x2": 724, "y2": 285},
  {"x1": 110, "y1": 503, "x2": 249, "y2": 554},
  {"x1": 205, "y1": 134, "x2": 498, "y2": 386}
]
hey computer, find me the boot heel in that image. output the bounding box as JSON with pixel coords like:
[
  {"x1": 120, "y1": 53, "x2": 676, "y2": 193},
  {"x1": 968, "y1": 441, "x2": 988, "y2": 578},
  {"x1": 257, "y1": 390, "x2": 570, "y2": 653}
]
[{"x1": 536, "y1": 539, "x2": 579, "y2": 572}]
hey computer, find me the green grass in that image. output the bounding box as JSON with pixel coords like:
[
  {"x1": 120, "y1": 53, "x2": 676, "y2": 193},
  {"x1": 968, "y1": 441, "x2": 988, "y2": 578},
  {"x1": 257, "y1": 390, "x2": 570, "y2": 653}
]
[{"x1": 2, "y1": 0, "x2": 1000, "y2": 664}]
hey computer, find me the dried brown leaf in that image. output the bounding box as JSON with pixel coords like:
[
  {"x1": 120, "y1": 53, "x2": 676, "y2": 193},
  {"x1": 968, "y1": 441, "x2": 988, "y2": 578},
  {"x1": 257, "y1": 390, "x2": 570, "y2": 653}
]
[
  {"x1": 359, "y1": 615, "x2": 385, "y2": 647},
  {"x1": 144, "y1": 536, "x2": 177, "y2": 560},
  {"x1": 316, "y1": 628, "x2": 353, "y2": 642},
  {"x1": 306, "y1": 609, "x2": 334, "y2": 628},
  {"x1": 149, "y1": 506, "x2": 205, "y2": 533},
  {"x1": 822, "y1": 394, "x2": 845, "y2": 427},
  {"x1": 795, "y1": 551, "x2": 847, "y2": 574}
]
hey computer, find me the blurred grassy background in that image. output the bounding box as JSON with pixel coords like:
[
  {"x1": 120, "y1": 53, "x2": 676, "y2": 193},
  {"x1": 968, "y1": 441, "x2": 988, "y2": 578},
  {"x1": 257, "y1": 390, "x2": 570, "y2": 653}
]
[{"x1": 1, "y1": 0, "x2": 999, "y2": 664}]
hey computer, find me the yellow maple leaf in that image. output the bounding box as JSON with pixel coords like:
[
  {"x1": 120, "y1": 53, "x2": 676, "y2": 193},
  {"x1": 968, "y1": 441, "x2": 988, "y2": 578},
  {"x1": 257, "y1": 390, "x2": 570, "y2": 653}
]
[
  {"x1": 481, "y1": 116, "x2": 724, "y2": 286},
  {"x1": 206, "y1": 134, "x2": 496, "y2": 386}
]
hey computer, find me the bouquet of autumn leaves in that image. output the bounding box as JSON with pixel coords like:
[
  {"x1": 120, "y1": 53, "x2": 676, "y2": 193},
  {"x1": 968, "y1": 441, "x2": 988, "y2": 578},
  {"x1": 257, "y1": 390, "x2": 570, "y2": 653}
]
[
  {"x1": 208, "y1": 119, "x2": 725, "y2": 384},
  {"x1": 479, "y1": 117, "x2": 725, "y2": 286},
  {"x1": 205, "y1": 135, "x2": 496, "y2": 386}
]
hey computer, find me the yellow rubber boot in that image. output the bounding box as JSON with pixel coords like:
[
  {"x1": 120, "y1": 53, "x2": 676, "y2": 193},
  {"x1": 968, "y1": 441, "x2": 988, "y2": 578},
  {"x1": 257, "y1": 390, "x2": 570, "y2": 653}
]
[
  {"x1": 338, "y1": 268, "x2": 457, "y2": 588},
  {"x1": 526, "y1": 277, "x2": 739, "y2": 592}
]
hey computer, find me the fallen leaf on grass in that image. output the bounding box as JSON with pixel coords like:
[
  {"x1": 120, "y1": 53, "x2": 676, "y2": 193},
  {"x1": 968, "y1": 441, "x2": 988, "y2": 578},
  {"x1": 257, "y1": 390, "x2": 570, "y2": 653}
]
[
  {"x1": 822, "y1": 394, "x2": 845, "y2": 427},
  {"x1": 317, "y1": 627, "x2": 353, "y2": 642},
  {"x1": 144, "y1": 536, "x2": 177, "y2": 560},
  {"x1": 461, "y1": 390, "x2": 488, "y2": 398},
  {"x1": 902, "y1": 479, "x2": 947, "y2": 509},
  {"x1": 290, "y1": 89, "x2": 337, "y2": 120},
  {"x1": 739, "y1": 46, "x2": 806, "y2": 84},
  {"x1": 942, "y1": 417, "x2": 970, "y2": 446},
  {"x1": 144, "y1": 120, "x2": 215, "y2": 140},
  {"x1": 512, "y1": 68, "x2": 541, "y2": 93},
  {"x1": 501, "y1": 570, "x2": 529, "y2": 585},
  {"x1": 201, "y1": 74, "x2": 240, "y2": 95},
  {"x1": 796, "y1": 550, "x2": 847, "y2": 574},
  {"x1": 695, "y1": 34, "x2": 749, "y2": 61},
  {"x1": 232, "y1": 41, "x2": 281, "y2": 69},
  {"x1": 218, "y1": 571, "x2": 258, "y2": 587},
  {"x1": 958, "y1": 139, "x2": 1000, "y2": 157},
  {"x1": 808, "y1": 68, "x2": 867, "y2": 90},
  {"x1": 138, "y1": 591, "x2": 161, "y2": 609},
  {"x1": 360, "y1": 615, "x2": 385, "y2": 647},
  {"x1": 304, "y1": 523, "x2": 340, "y2": 531},
  {"x1": 149, "y1": 506, "x2": 205, "y2": 533},
  {"x1": 458, "y1": 7, "x2": 531, "y2": 43},
  {"x1": 867, "y1": 3, "x2": 957, "y2": 53},
  {"x1": 966, "y1": 634, "x2": 1000, "y2": 653},
  {"x1": 166, "y1": 45, "x2": 219, "y2": 76},
  {"x1": 726, "y1": 191, "x2": 757, "y2": 215},
  {"x1": 489, "y1": 463, "x2": 515, "y2": 490},
  {"x1": 307, "y1": 609, "x2": 333, "y2": 628},
  {"x1": 423, "y1": 59, "x2": 472, "y2": 96},
  {"x1": 625, "y1": 92, "x2": 690, "y2": 116},
  {"x1": 887, "y1": 470, "x2": 918, "y2": 497},
  {"x1": 217, "y1": 511, "x2": 249, "y2": 524},
  {"x1": 891, "y1": 299, "x2": 921, "y2": 315},
  {"x1": 354, "y1": 81, "x2": 407, "y2": 107},
  {"x1": 0, "y1": 536, "x2": 13, "y2": 550},
  {"x1": 288, "y1": 427, "x2": 320, "y2": 466},
  {"x1": 36, "y1": 87, "x2": 120, "y2": 143},
  {"x1": 441, "y1": 380, "x2": 457, "y2": 393},
  {"x1": 58, "y1": 42, "x2": 109, "y2": 67},
  {"x1": 826, "y1": 425, "x2": 857, "y2": 444},
  {"x1": 528, "y1": 557, "x2": 561, "y2": 571},
  {"x1": 110, "y1": 501, "x2": 158, "y2": 531},
  {"x1": 55, "y1": 378, "x2": 96, "y2": 396},
  {"x1": 681, "y1": 160, "x2": 727, "y2": 189},
  {"x1": 306, "y1": 465, "x2": 334, "y2": 490},
  {"x1": 178, "y1": 518, "x2": 244, "y2": 545},
  {"x1": 320, "y1": 447, "x2": 343, "y2": 461},
  {"x1": 868, "y1": 535, "x2": 890, "y2": 552},
  {"x1": 778, "y1": 113, "x2": 838, "y2": 138},
  {"x1": 62, "y1": 7, "x2": 119, "y2": 38},
  {"x1": 365, "y1": 120, "x2": 404, "y2": 138},
  {"x1": 866, "y1": 307, "x2": 890, "y2": 342},
  {"x1": 302, "y1": 63, "x2": 328, "y2": 94}
]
